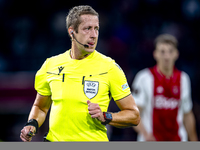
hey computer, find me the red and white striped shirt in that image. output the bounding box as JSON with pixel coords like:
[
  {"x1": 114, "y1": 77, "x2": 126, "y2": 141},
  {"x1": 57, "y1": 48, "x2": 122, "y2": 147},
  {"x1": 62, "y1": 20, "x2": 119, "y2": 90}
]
[{"x1": 131, "y1": 65, "x2": 193, "y2": 141}]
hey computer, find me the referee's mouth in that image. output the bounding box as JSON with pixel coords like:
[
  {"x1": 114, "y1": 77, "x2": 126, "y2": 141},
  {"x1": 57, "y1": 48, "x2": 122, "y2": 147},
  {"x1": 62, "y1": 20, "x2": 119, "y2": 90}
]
[{"x1": 88, "y1": 42, "x2": 95, "y2": 48}]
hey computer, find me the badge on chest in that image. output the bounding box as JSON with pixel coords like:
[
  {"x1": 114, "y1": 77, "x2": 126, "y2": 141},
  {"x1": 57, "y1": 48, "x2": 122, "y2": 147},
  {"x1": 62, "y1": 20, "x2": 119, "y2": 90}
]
[{"x1": 84, "y1": 80, "x2": 99, "y2": 99}]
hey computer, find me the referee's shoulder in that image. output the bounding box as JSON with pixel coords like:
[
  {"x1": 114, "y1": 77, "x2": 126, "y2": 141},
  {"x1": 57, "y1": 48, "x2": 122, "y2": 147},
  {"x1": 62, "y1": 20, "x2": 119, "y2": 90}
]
[
  {"x1": 48, "y1": 51, "x2": 67, "y2": 60},
  {"x1": 96, "y1": 51, "x2": 114, "y2": 63},
  {"x1": 45, "y1": 51, "x2": 68, "y2": 64}
]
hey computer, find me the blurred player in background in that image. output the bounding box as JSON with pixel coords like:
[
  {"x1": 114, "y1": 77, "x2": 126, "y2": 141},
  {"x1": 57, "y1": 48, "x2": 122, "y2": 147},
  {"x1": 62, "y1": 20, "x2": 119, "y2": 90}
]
[
  {"x1": 20, "y1": 5, "x2": 140, "y2": 142},
  {"x1": 131, "y1": 34, "x2": 198, "y2": 141}
]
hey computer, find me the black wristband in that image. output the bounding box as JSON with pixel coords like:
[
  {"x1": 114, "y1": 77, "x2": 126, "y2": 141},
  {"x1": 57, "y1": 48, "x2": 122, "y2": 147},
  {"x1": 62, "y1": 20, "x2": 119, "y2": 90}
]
[{"x1": 25, "y1": 119, "x2": 38, "y2": 134}]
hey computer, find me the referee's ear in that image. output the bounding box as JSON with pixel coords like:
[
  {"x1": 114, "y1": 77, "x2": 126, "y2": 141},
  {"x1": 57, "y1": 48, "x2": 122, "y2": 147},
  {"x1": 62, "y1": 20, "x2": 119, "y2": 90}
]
[{"x1": 68, "y1": 27, "x2": 74, "y2": 39}]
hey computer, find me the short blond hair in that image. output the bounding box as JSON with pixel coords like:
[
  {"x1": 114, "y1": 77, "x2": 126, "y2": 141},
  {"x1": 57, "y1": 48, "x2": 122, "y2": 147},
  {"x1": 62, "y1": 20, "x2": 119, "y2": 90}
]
[
  {"x1": 66, "y1": 5, "x2": 99, "y2": 34},
  {"x1": 154, "y1": 34, "x2": 178, "y2": 48}
]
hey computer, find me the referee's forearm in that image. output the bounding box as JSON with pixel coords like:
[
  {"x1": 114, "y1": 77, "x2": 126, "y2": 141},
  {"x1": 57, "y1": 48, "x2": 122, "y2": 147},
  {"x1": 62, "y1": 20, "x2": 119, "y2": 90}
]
[
  {"x1": 109, "y1": 109, "x2": 140, "y2": 128},
  {"x1": 27, "y1": 93, "x2": 51, "y2": 128},
  {"x1": 28, "y1": 105, "x2": 48, "y2": 128}
]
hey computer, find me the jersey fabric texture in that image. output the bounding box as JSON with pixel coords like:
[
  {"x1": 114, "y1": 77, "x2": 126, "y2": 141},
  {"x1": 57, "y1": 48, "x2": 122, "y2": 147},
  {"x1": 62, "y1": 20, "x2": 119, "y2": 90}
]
[
  {"x1": 35, "y1": 50, "x2": 131, "y2": 141},
  {"x1": 131, "y1": 65, "x2": 193, "y2": 141}
]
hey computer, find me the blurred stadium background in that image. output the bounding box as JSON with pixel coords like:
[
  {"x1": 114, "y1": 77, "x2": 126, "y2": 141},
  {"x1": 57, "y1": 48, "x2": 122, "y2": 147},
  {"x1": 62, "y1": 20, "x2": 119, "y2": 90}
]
[{"x1": 0, "y1": 0, "x2": 200, "y2": 141}]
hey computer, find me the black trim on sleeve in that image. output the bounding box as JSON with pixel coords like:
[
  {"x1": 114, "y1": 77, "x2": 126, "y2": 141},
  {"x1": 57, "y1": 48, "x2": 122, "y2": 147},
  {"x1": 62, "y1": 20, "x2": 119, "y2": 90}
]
[
  {"x1": 37, "y1": 92, "x2": 51, "y2": 97},
  {"x1": 114, "y1": 93, "x2": 131, "y2": 101}
]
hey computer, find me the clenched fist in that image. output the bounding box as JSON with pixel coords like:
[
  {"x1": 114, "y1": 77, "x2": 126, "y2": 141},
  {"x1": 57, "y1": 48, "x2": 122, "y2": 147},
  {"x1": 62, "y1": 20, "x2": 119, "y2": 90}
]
[
  {"x1": 87, "y1": 100, "x2": 105, "y2": 122},
  {"x1": 20, "y1": 125, "x2": 36, "y2": 142}
]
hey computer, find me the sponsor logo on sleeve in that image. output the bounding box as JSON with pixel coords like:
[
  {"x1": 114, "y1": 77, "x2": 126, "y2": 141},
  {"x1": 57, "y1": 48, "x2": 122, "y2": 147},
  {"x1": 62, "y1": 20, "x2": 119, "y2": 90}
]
[{"x1": 122, "y1": 82, "x2": 129, "y2": 90}]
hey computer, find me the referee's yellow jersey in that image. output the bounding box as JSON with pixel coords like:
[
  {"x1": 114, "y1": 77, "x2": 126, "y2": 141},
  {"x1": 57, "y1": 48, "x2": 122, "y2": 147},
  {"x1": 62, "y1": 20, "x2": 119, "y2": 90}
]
[{"x1": 35, "y1": 50, "x2": 131, "y2": 141}]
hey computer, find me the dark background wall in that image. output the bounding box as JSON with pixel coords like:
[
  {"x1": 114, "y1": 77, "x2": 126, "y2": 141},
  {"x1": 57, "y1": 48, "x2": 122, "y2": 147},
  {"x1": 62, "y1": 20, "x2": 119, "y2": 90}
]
[{"x1": 0, "y1": 0, "x2": 200, "y2": 141}]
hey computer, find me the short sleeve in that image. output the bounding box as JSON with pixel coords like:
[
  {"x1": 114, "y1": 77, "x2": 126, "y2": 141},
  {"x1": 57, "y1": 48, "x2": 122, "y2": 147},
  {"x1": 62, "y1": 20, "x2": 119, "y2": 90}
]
[
  {"x1": 131, "y1": 70, "x2": 147, "y2": 108},
  {"x1": 34, "y1": 59, "x2": 51, "y2": 96},
  {"x1": 108, "y1": 61, "x2": 131, "y2": 101},
  {"x1": 181, "y1": 72, "x2": 193, "y2": 113}
]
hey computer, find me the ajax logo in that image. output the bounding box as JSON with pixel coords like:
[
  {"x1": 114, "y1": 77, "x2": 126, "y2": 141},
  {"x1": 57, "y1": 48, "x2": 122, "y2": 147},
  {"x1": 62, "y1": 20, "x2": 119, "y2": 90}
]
[{"x1": 156, "y1": 86, "x2": 164, "y2": 94}]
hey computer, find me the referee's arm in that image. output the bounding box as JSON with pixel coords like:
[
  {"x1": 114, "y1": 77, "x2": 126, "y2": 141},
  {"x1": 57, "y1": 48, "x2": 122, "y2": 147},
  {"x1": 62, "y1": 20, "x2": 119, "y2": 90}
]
[
  {"x1": 28, "y1": 93, "x2": 52, "y2": 127},
  {"x1": 109, "y1": 94, "x2": 140, "y2": 128},
  {"x1": 20, "y1": 93, "x2": 52, "y2": 142}
]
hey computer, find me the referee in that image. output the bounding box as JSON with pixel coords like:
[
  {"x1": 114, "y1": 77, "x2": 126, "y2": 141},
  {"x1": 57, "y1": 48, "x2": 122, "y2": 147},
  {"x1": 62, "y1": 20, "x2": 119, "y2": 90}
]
[{"x1": 20, "y1": 5, "x2": 140, "y2": 142}]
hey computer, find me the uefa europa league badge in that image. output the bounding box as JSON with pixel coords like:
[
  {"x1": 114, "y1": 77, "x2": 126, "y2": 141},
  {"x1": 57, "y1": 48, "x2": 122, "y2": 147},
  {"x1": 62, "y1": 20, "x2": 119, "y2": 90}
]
[{"x1": 84, "y1": 81, "x2": 99, "y2": 99}]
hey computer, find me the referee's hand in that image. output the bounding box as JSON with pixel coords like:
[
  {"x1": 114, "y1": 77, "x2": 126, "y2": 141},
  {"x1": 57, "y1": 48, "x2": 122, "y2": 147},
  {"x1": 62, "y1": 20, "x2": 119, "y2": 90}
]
[
  {"x1": 87, "y1": 100, "x2": 105, "y2": 122},
  {"x1": 20, "y1": 126, "x2": 36, "y2": 142}
]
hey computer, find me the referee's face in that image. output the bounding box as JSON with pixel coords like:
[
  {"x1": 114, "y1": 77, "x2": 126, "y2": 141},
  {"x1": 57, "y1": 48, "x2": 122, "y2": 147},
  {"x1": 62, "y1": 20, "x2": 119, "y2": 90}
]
[{"x1": 76, "y1": 14, "x2": 99, "y2": 54}]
